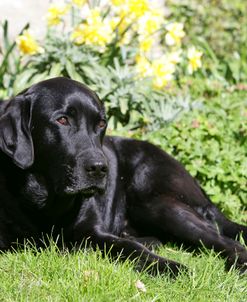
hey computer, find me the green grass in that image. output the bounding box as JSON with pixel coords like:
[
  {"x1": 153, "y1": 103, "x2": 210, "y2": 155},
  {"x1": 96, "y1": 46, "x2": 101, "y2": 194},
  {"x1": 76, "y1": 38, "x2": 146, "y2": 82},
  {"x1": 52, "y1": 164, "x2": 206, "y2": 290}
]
[{"x1": 0, "y1": 242, "x2": 246, "y2": 302}]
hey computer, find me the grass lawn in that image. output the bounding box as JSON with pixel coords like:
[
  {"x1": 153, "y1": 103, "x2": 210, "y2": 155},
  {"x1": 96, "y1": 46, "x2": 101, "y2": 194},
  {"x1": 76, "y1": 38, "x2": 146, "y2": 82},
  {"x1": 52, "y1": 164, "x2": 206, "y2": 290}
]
[{"x1": 0, "y1": 242, "x2": 246, "y2": 302}]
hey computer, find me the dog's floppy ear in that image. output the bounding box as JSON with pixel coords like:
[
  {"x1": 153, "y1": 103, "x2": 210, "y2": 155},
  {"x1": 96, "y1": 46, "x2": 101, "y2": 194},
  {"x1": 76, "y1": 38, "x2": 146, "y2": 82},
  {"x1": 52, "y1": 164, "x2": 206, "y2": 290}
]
[{"x1": 0, "y1": 94, "x2": 34, "y2": 169}]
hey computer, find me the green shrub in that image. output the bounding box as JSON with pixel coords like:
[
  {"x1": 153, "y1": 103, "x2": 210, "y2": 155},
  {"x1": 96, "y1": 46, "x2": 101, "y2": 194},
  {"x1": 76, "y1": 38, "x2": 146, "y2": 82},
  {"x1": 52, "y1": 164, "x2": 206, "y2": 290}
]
[
  {"x1": 167, "y1": 0, "x2": 247, "y2": 83},
  {"x1": 0, "y1": 21, "x2": 29, "y2": 98}
]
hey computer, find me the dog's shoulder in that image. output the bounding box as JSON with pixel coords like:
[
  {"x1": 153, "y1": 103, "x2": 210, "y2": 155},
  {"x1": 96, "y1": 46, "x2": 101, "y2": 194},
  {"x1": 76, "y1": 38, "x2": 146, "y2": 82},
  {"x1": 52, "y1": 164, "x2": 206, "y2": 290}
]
[
  {"x1": 104, "y1": 135, "x2": 155, "y2": 152},
  {"x1": 104, "y1": 135, "x2": 175, "y2": 164}
]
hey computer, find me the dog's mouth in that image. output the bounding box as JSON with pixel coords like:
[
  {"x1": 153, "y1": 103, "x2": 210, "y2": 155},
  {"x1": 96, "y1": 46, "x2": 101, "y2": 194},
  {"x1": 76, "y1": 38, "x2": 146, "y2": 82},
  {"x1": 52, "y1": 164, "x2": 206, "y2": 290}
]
[
  {"x1": 64, "y1": 185, "x2": 105, "y2": 197},
  {"x1": 80, "y1": 186, "x2": 105, "y2": 197}
]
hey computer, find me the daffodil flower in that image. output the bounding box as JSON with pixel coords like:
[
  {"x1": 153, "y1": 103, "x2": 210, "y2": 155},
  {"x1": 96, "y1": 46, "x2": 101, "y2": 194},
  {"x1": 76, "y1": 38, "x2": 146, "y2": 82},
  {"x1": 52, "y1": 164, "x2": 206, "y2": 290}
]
[
  {"x1": 137, "y1": 9, "x2": 163, "y2": 36},
  {"x1": 136, "y1": 55, "x2": 176, "y2": 89},
  {"x1": 165, "y1": 22, "x2": 185, "y2": 46},
  {"x1": 16, "y1": 30, "x2": 43, "y2": 55},
  {"x1": 71, "y1": 9, "x2": 114, "y2": 49},
  {"x1": 152, "y1": 58, "x2": 176, "y2": 88},
  {"x1": 135, "y1": 55, "x2": 153, "y2": 77},
  {"x1": 71, "y1": 0, "x2": 85, "y2": 6},
  {"x1": 187, "y1": 46, "x2": 203, "y2": 74},
  {"x1": 111, "y1": 0, "x2": 150, "y2": 20},
  {"x1": 47, "y1": 4, "x2": 70, "y2": 26},
  {"x1": 139, "y1": 36, "x2": 154, "y2": 53},
  {"x1": 111, "y1": 0, "x2": 126, "y2": 6}
]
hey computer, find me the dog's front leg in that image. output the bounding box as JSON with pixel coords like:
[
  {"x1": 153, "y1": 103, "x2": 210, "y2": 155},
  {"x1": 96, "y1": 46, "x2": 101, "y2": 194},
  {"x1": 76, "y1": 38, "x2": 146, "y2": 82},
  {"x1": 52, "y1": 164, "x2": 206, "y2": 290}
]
[
  {"x1": 84, "y1": 226, "x2": 186, "y2": 277},
  {"x1": 73, "y1": 198, "x2": 185, "y2": 276}
]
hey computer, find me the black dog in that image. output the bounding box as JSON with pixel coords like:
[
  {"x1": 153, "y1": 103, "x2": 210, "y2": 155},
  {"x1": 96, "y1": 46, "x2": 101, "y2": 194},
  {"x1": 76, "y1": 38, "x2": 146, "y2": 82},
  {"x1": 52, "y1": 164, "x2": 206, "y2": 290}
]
[{"x1": 0, "y1": 77, "x2": 246, "y2": 276}]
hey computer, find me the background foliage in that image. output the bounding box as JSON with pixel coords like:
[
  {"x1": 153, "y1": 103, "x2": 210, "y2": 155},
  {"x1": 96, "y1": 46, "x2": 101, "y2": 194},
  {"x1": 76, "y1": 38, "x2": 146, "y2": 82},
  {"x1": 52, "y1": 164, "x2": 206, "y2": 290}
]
[
  {"x1": 1, "y1": 0, "x2": 203, "y2": 130},
  {"x1": 167, "y1": 0, "x2": 247, "y2": 84}
]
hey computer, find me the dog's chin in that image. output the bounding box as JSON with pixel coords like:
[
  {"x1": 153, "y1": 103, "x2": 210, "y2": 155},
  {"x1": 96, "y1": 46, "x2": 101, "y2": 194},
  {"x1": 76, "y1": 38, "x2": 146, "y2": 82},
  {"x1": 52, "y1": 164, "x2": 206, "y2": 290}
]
[
  {"x1": 63, "y1": 185, "x2": 105, "y2": 197},
  {"x1": 80, "y1": 186, "x2": 105, "y2": 197}
]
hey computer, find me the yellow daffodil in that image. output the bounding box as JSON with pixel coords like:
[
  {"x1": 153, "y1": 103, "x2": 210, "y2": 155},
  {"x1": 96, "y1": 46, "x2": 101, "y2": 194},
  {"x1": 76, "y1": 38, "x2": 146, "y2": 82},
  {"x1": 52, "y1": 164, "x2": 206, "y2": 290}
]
[
  {"x1": 16, "y1": 30, "x2": 43, "y2": 55},
  {"x1": 165, "y1": 22, "x2": 185, "y2": 46},
  {"x1": 152, "y1": 59, "x2": 175, "y2": 88},
  {"x1": 127, "y1": 0, "x2": 150, "y2": 18},
  {"x1": 136, "y1": 55, "x2": 152, "y2": 77},
  {"x1": 137, "y1": 9, "x2": 163, "y2": 36},
  {"x1": 111, "y1": 0, "x2": 126, "y2": 6},
  {"x1": 136, "y1": 55, "x2": 176, "y2": 88},
  {"x1": 111, "y1": 0, "x2": 149, "y2": 20},
  {"x1": 139, "y1": 36, "x2": 154, "y2": 53},
  {"x1": 47, "y1": 4, "x2": 70, "y2": 26},
  {"x1": 71, "y1": 0, "x2": 85, "y2": 6},
  {"x1": 71, "y1": 24, "x2": 86, "y2": 44},
  {"x1": 187, "y1": 46, "x2": 203, "y2": 74},
  {"x1": 71, "y1": 9, "x2": 113, "y2": 49}
]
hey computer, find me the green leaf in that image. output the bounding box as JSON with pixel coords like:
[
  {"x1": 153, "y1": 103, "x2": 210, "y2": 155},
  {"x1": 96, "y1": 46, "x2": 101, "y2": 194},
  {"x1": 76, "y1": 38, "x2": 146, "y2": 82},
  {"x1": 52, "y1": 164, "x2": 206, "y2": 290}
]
[
  {"x1": 13, "y1": 68, "x2": 37, "y2": 94},
  {"x1": 28, "y1": 71, "x2": 49, "y2": 86},
  {"x1": 49, "y1": 63, "x2": 62, "y2": 77},
  {"x1": 66, "y1": 60, "x2": 83, "y2": 82},
  {"x1": 119, "y1": 98, "x2": 128, "y2": 115}
]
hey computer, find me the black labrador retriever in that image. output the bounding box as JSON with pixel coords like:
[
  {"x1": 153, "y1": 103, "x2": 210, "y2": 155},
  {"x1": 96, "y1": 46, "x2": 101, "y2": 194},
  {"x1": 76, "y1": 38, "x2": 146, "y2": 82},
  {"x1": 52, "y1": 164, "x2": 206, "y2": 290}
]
[{"x1": 0, "y1": 77, "x2": 246, "y2": 276}]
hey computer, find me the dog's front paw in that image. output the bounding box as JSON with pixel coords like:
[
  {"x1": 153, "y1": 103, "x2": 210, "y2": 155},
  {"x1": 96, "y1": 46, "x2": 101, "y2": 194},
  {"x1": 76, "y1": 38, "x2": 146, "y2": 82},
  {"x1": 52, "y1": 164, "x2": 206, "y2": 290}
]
[
  {"x1": 138, "y1": 257, "x2": 188, "y2": 277},
  {"x1": 239, "y1": 263, "x2": 247, "y2": 275},
  {"x1": 226, "y1": 250, "x2": 247, "y2": 274},
  {"x1": 159, "y1": 259, "x2": 188, "y2": 277}
]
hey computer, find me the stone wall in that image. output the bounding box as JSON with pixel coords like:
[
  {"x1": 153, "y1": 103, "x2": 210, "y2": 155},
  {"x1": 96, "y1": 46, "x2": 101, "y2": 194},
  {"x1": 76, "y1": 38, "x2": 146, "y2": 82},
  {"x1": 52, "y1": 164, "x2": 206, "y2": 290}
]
[{"x1": 0, "y1": 0, "x2": 50, "y2": 39}]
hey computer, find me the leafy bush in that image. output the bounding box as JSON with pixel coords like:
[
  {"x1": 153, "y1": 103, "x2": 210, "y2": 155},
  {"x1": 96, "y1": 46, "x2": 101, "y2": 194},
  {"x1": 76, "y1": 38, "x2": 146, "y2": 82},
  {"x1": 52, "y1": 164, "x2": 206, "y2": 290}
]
[
  {"x1": 0, "y1": 21, "x2": 29, "y2": 98},
  {"x1": 1, "y1": 0, "x2": 204, "y2": 129},
  {"x1": 167, "y1": 0, "x2": 247, "y2": 84},
  {"x1": 129, "y1": 90, "x2": 247, "y2": 220}
]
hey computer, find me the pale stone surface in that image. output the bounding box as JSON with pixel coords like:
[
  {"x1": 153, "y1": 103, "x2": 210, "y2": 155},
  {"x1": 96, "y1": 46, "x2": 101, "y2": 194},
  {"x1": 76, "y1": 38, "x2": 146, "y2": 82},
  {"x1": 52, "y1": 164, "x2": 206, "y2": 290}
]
[{"x1": 0, "y1": 0, "x2": 50, "y2": 39}]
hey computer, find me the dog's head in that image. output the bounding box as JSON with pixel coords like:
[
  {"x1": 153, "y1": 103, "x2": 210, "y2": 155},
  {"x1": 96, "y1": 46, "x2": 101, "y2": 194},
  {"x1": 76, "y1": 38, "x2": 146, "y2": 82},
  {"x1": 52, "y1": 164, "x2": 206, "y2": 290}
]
[{"x1": 0, "y1": 77, "x2": 108, "y2": 197}]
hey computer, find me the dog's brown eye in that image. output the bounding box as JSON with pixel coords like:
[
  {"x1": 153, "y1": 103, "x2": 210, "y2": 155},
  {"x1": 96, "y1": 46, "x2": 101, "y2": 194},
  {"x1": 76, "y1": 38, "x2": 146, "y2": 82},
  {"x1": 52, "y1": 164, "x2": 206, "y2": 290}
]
[
  {"x1": 98, "y1": 120, "x2": 106, "y2": 129},
  {"x1": 57, "y1": 116, "x2": 69, "y2": 126}
]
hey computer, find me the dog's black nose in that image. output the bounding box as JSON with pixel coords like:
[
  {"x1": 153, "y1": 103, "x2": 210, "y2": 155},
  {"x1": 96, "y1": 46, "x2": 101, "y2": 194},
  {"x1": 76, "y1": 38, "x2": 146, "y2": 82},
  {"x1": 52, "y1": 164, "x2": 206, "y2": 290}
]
[{"x1": 85, "y1": 161, "x2": 108, "y2": 178}]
